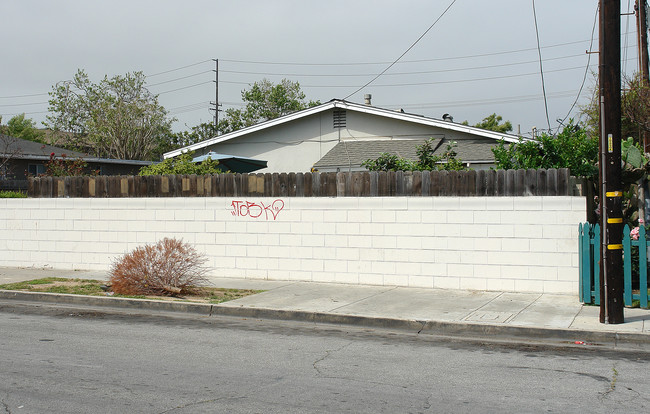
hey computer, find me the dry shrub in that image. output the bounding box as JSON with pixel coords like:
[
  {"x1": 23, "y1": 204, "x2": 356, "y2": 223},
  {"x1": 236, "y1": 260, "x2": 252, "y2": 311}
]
[{"x1": 109, "y1": 238, "x2": 209, "y2": 296}]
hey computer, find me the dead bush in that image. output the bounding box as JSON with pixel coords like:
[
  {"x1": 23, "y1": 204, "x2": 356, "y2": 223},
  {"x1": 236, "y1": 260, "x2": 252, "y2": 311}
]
[{"x1": 109, "y1": 238, "x2": 209, "y2": 296}]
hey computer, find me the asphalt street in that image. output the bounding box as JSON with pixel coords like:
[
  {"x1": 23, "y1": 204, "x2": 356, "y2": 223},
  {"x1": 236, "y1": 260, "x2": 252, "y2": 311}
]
[{"x1": 1, "y1": 305, "x2": 649, "y2": 413}]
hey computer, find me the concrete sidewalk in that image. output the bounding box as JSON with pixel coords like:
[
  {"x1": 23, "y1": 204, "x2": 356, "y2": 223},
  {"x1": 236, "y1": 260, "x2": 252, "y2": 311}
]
[{"x1": 1, "y1": 266, "x2": 649, "y2": 352}]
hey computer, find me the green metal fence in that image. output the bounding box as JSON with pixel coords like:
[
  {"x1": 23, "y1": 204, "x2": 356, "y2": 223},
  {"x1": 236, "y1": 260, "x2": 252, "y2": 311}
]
[{"x1": 579, "y1": 222, "x2": 649, "y2": 308}]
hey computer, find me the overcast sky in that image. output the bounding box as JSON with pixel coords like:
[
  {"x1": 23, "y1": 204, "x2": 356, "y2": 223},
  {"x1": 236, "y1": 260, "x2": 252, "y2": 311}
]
[{"x1": 1, "y1": 1, "x2": 644, "y2": 136}]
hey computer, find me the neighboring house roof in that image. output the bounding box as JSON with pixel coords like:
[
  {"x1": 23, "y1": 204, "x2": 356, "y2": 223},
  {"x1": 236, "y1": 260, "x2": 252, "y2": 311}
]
[
  {"x1": 191, "y1": 151, "x2": 267, "y2": 173},
  {"x1": 0, "y1": 134, "x2": 151, "y2": 166},
  {"x1": 1, "y1": 133, "x2": 86, "y2": 158},
  {"x1": 313, "y1": 138, "x2": 497, "y2": 171},
  {"x1": 163, "y1": 99, "x2": 522, "y2": 159}
]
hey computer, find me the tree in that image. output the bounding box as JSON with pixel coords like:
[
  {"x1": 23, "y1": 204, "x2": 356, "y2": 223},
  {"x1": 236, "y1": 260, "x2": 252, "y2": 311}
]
[
  {"x1": 138, "y1": 151, "x2": 224, "y2": 176},
  {"x1": 45, "y1": 70, "x2": 174, "y2": 161},
  {"x1": 362, "y1": 139, "x2": 468, "y2": 172},
  {"x1": 462, "y1": 113, "x2": 513, "y2": 134},
  {"x1": 622, "y1": 73, "x2": 650, "y2": 135},
  {"x1": 581, "y1": 73, "x2": 646, "y2": 143},
  {"x1": 0, "y1": 117, "x2": 22, "y2": 179},
  {"x1": 165, "y1": 122, "x2": 219, "y2": 154},
  {"x1": 491, "y1": 120, "x2": 598, "y2": 177},
  {"x1": 218, "y1": 78, "x2": 320, "y2": 134},
  {"x1": 0, "y1": 114, "x2": 45, "y2": 143}
]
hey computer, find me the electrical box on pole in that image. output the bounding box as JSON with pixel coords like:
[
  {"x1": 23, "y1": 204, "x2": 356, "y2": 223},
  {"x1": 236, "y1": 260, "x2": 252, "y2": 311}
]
[{"x1": 598, "y1": 0, "x2": 624, "y2": 324}]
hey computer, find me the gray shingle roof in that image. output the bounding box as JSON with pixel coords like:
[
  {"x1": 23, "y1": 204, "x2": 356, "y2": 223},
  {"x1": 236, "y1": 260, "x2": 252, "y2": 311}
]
[
  {"x1": 0, "y1": 134, "x2": 86, "y2": 158},
  {"x1": 313, "y1": 138, "x2": 496, "y2": 169}
]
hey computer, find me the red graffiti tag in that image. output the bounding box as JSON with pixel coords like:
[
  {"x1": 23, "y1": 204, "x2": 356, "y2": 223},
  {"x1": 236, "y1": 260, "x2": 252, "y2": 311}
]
[{"x1": 230, "y1": 199, "x2": 284, "y2": 220}]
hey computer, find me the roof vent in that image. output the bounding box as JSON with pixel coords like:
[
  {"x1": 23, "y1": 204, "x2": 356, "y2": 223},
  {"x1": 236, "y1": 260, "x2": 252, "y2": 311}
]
[
  {"x1": 442, "y1": 113, "x2": 453, "y2": 122},
  {"x1": 333, "y1": 109, "x2": 346, "y2": 128}
]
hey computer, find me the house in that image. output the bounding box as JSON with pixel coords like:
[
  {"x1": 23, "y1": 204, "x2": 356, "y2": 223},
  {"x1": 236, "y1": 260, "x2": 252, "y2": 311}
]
[
  {"x1": 0, "y1": 134, "x2": 152, "y2": 188},
  {"x1": 164, "y1": 99, "x2": 522, "y2": 173}
]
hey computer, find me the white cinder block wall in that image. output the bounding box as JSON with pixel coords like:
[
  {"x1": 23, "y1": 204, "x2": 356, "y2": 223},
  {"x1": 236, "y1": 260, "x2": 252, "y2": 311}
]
[{"x1": 0, "y1": 196, "x2": 585, "y2": 294}]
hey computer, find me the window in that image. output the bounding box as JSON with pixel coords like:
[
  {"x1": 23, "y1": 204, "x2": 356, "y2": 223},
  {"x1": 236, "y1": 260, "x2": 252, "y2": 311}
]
[{"x1": 28, "y1": 164, "x2": 46, "y2": 176}]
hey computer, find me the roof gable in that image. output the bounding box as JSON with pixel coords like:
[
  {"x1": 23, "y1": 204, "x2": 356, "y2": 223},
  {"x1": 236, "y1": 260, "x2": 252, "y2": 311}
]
[{"x1": 163, "y1": 100, "x2": 522, "y2": 159}]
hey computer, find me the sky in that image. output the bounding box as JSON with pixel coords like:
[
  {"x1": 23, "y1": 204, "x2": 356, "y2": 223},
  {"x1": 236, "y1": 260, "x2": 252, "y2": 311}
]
[{"x1": 1, "y1": 1, "x2": 645, "y2": 137}]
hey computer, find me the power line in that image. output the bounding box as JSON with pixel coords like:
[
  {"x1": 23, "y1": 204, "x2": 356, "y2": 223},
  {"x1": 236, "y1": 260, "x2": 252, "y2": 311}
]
[
  {"x1": 0, "y1": 92, "x2": 49, "y2": 99},
  {"x1": 219, "y1": 38, "x2": 607, "y2": 67},
  {"x1": 152, "y1": 81, "x2": 213, "y2": 95},
  {"x1": 218, "y1": 53, "x2": 589, "y2": 78},
  {"x1": 145, "y1": 60, "x2": 212, "y2": 77},
  {"x1": 146, "y1": 71, "x2": 212, "y2": 87},
  {"x1": 219, "y1": 64, "x2": 595, "y2": 89},
  {"x1": 532, "y1": 0, "x2": 552, "y2": 131},
  {"x1": 557, "y1": 3, "x2": 600, "y2": 129},
  {"x1": 344, "y1": 0, "x2": 458, "y2": 99},
  {"x1": 388, "y1": 90, "x2": 579, "y2": 110}
]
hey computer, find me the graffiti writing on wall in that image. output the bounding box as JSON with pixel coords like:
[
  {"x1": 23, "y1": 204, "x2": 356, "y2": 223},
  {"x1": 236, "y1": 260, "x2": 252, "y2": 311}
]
[{"x1": 230, "y1": 199, "x2": 285, "y2": 221}]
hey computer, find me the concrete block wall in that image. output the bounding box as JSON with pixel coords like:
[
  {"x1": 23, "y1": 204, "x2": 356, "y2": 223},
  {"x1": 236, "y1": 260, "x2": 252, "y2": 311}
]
[{"x1": 0, "y1": 196, "x2": 585, "y2": 294}]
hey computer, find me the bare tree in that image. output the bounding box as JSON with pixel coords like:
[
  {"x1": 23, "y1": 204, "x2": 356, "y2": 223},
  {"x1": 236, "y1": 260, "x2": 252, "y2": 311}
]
[{"x1": 0, "y1": 124, "x2": 23, "y2": 180}]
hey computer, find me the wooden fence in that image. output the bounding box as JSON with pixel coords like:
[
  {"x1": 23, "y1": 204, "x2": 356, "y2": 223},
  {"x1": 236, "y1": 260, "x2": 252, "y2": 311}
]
[{"x1": 27, "y1": 168, "x2": 580, "y2": 198}]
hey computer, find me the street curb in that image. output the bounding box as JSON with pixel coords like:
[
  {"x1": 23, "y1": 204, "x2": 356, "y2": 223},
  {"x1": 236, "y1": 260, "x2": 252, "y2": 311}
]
[
  {"x1": 2, "y1": 290, "x2": 649, "y2": 353},
  {"x1": 0, "y1": 290, "x2": 213, "y2": 315}
]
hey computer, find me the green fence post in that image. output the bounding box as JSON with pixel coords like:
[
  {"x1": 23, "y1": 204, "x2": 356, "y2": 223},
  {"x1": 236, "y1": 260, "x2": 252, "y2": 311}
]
[
  {"x1": 593, "y1": 224, "x2": 601, "y2": 305},
  {"x1": 640, "y1": 226, "x2": 648, "y2": 308},
  {"x1": 623, "y1": 224, "x2": 632, "y2": 306},
  {"x1": 579, "y1": 223, "x2": 585, "y2": 302}
]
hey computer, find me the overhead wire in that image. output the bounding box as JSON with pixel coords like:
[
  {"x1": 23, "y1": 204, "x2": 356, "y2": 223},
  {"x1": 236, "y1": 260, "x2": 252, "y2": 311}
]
[
  {"x1": 557, "y1": 3, "x2": 599, "y2": 130},
  {"x1": 145, "y1": 60, "x2": 212, "y2": 77},
  {"x1": 218, "y1": 52, "x2": 589, "y2": 78},
  {"x1": 218, "y1": 38, "x2": 601, "y2": 67},
  {"x1": 343, "y1": 0, "x2": 458, "y2": 100},
  {"x1": 532, "y1": 0, "x2": 552, "y2": 132}
]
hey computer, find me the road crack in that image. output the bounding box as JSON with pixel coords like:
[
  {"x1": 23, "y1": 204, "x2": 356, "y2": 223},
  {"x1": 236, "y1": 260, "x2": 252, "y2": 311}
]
[
  {"x1": 158, "y1": 396, "x2": 244, "y2": 413},
  {"x1": 599, "y1": 364, "x2": 618, "y2": 399},
  {"x1": 1, "y1": 397, "x2": 11, "y2": 414},
  {"x1": 313, "y1": 342, "x2": 352, "y2": 375}
]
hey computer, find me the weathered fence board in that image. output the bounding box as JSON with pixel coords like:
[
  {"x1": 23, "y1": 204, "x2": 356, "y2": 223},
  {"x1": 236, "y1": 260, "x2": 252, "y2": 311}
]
[{"x1": 27, "y1": 168, "x2": 580, "y2": 198}]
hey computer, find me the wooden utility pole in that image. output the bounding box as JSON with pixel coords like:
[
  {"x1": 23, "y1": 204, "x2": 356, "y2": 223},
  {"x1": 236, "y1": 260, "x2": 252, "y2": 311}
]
[
  {"x1": 636, "y1": 1, "x2": 650, "y2": 151},
  {"x1": 599, "y1": 0, "x2": 625, "y2": 324},
  {"x1": 210, "y1": 59, "x2": 220, "y2": 133}
]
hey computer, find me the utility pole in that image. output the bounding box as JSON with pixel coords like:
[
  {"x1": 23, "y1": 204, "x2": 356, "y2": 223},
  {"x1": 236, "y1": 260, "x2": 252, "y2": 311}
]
[
  {"x1": 636, "y1": 1, "x2": 650, "y2": 151},
  {"x1": 599, "y1": 0, "x2": 625, "y2": 324},
  {"x1": 210, "y1": 59, "x2": 221, "y2": 134}
]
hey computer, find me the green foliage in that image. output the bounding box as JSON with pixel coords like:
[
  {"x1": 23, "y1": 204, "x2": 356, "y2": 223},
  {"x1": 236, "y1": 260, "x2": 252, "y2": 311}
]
[
  {"x1": 139, "y1": 151, "x2": 224, "y2": 176},
  {"x1": 42, "y1": 153, "x2": 97, "y2": 177},
  {"x1": 45, "y1": 70, "x2": 174, "y2": 161},
  {"x1": 492, "y1": 121, "x2": 598, "y2": 177},
  {"x1": 621, "y1": 137, "x2": 647, "y2": 169},
  {"x1": 0, "y1": 190, "x2": 27, "y2": 198},
  {"x1": 218, "y1": 79, "x2": 320, "y2": 134},
  {"x1": 622, "y1": 74, "x2": 650, "y2": 135},
  {"x1": 362, "y1": 139, "x2": 468, "y2": 172},
  {"x1": 462, "y1": 113, "x2": 513, "y2": 133},
  {"x1": 581, "y1": 73, "x2": 646, "y2": 142},
  {"x1": 167, "y1": 122, "x2": 218, "y2": 151},
  {"x1": 361, "y1": 153, "x2": 416, "y2": 172},
  {"x1": 0, "y1": 114, "x2": 45, "y2": 143}
]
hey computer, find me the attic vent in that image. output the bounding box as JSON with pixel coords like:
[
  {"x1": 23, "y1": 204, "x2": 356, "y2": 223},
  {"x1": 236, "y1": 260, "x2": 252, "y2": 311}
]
[{"x1": 333, "y1": 109, "x2": 347, "y2": 128}]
